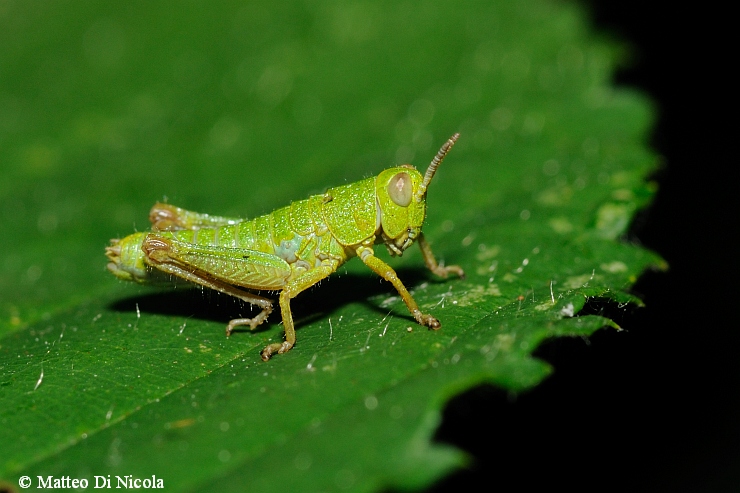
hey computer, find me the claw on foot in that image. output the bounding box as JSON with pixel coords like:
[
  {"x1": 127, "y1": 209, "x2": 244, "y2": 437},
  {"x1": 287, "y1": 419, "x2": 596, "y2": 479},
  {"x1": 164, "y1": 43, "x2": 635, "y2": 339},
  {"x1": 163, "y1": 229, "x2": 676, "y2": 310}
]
[
  {"x1": 260, "y1": 341, "x2": 294, "y2": 361},
  {"x1": 416, "y1": 312, "x2": 441, "y2": 330},
  {"x1": 447, "y1": 264, "x2": 466, "y2": 279},
  {"x1": 434, "y1": 264, "x2": 465, "y2": 279},
  {"x1": 226, "y1": 317, "x2": 263, "y2": 336}
]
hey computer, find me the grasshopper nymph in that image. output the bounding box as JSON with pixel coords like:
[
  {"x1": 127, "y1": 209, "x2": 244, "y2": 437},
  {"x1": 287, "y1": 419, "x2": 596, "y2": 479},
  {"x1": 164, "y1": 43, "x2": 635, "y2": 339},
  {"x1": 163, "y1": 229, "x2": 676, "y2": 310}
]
[{"x1": 106, "y1": 134, "x2": 464, "y2": 360}]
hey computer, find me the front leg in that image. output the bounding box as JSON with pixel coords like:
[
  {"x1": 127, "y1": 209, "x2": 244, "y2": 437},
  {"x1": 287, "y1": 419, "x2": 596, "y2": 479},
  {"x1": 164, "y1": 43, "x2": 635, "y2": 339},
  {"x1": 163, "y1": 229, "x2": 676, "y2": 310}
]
[
  {"x1": 357, "y1": 246, "x2": 440, "y2": 329},
  {"x1": 417, "y1": 233, "x2": 465, "y2": 279}
]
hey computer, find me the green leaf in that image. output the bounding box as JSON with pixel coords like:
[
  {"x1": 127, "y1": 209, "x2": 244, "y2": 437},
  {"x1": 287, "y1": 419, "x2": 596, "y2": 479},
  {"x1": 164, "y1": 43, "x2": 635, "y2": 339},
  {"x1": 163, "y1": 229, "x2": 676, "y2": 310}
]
[{"x1": 0, "y1": 1, "x2": 664, "y2": 491}]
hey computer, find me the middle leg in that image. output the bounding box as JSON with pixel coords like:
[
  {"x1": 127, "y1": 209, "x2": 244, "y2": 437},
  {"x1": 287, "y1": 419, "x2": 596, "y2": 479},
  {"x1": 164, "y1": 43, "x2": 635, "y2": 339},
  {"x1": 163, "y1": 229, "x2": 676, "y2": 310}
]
[{"x1": 260, "y1": 264, "x2": 337, "y2": 361}]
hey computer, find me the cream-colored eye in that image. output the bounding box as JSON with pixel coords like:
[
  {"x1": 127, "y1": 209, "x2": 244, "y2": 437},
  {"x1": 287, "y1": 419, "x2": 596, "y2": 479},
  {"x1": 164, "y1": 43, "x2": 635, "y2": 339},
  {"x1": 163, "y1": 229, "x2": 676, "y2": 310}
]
[{"x1": 388, "y1": 172, "x2": 412, "y2": 207}]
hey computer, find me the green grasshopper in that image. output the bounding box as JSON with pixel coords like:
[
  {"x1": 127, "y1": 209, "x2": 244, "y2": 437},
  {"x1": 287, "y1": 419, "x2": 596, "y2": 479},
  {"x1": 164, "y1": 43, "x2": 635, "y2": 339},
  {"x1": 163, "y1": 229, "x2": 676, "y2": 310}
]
[{"x1": 106, "y1": 133, "x2": 464, "y2": 360}]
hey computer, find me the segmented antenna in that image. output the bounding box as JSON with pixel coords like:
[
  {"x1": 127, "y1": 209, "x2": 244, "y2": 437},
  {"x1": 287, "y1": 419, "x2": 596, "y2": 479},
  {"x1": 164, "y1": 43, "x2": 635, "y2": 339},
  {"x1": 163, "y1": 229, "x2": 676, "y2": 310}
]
[{"x1": 416, "y1": 133, "x2": 460, "y2": 200}]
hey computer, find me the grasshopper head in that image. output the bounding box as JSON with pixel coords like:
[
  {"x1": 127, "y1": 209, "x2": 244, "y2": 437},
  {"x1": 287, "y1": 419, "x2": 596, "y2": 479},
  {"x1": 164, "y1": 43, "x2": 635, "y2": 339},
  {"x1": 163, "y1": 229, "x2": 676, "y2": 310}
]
[
  {"x1": 106, "y1": 232, "x2": 150, "y2": 283},
  {"x1": 376, "y1": 133, "x2": 459, "y2": 256}
]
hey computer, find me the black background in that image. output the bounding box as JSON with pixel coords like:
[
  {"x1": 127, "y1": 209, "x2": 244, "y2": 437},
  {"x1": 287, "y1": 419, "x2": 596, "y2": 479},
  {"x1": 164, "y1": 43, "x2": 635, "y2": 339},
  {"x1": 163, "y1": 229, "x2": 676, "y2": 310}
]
[{"x1": 432, "y1": 2, "x2": 736, "y2": 491}]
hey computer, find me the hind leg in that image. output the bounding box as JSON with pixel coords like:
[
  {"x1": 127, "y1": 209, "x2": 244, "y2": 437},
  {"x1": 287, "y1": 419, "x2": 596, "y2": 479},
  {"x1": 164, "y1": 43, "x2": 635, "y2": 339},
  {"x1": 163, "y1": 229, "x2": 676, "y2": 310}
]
[{"x1": 149, "y1": 202, "x2": 242, "y2": 231}]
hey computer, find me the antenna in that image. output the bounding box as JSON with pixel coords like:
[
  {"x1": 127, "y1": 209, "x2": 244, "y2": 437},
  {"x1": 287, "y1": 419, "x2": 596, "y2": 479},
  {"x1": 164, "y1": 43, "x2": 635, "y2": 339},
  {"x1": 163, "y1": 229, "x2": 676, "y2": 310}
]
[{"x1": 416, "y1": 133, "x2": 460, "y2": 200}]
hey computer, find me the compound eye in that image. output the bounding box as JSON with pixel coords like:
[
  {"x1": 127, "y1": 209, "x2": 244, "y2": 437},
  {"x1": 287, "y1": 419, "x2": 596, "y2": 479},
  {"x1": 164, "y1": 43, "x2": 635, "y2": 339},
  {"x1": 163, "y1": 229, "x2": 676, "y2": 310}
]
[{"x1": 388, "y1": 172, "x2": 412, "y2": 207}]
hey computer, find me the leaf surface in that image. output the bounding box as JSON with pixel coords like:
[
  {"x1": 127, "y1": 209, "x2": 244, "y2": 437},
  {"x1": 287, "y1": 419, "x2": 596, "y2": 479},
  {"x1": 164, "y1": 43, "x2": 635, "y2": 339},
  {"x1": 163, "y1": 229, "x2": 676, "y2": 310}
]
[{"x1": 0, "y1": 1, "x2": 664, "y2": 491}]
